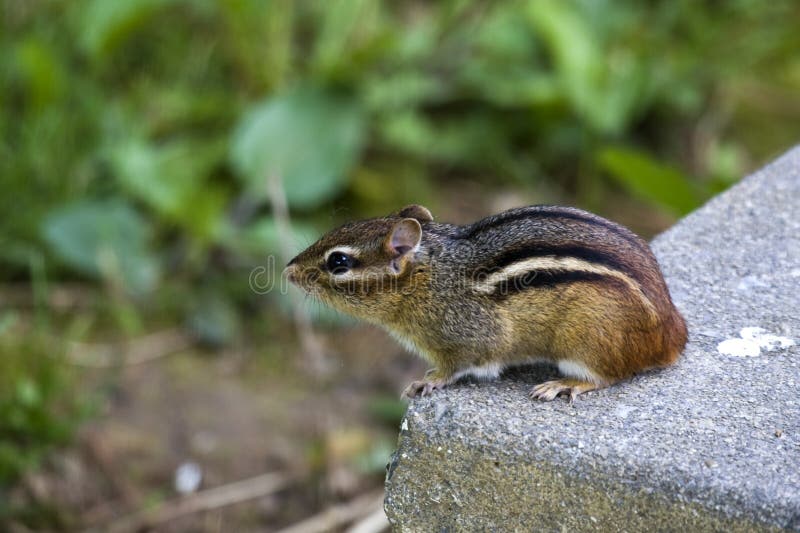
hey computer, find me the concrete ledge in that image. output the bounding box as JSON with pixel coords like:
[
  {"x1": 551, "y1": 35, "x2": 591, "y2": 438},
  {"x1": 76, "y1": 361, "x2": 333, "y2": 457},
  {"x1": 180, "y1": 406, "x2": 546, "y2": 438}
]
[{"x1": 384, "y1": 146, "x2": 800, "y2": 531}]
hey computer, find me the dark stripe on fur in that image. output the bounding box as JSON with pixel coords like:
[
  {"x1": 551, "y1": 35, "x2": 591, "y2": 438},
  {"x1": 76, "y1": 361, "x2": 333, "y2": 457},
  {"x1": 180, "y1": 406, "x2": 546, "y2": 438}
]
[
  {"x1": 461, "y1": 206, "x2": 645, "y2": 250},
  {"x1": 490, "y1": 270, "x2": 621, "y2": 299}
]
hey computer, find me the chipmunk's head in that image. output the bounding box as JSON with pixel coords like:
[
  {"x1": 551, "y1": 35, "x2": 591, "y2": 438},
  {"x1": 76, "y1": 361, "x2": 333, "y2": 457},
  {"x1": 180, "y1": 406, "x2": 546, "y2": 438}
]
[{"x1": 284, "y1": 205, "x2": 433, "y2": 321}]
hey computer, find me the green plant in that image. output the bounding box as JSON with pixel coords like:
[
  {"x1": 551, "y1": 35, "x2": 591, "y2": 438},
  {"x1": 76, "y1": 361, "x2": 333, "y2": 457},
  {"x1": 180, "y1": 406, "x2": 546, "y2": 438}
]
[
  {"x1": 1, "y1": 0, "x2": 798, "y2": 317},
  {"x1": 0, "y1": 323, "x2": 89, "y2": 487}
]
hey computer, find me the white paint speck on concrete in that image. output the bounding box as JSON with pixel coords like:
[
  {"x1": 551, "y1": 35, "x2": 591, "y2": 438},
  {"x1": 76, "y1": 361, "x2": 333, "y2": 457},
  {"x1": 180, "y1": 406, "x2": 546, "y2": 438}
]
[
  {"x1": 736, "y1": 275, "x2": 770, "y2": 292},
  {"x1": 717, "y1": 327, "x2": 795, "y2": 357}
]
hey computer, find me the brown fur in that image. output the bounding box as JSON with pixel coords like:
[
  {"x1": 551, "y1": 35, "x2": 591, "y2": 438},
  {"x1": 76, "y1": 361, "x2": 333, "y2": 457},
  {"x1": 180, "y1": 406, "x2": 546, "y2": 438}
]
[{"x1": 286, "y1": 205, "x2": 688, "y2": 401}]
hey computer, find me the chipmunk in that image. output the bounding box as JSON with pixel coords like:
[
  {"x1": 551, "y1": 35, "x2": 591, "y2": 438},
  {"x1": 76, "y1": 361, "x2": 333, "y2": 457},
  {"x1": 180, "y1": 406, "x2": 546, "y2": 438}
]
[{"x1": 285, "y1": 205, "x2": 687, "y2": 401}]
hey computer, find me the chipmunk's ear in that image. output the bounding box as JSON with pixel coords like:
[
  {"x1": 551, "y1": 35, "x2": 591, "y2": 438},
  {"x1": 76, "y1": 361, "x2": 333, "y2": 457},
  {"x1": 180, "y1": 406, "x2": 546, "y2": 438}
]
[
  {"x1": 394, "y1": 204, "x2": 433, "y2": 222},
  {"x1": 385, "y1": 218, "x2": 422, "y2": 258}
]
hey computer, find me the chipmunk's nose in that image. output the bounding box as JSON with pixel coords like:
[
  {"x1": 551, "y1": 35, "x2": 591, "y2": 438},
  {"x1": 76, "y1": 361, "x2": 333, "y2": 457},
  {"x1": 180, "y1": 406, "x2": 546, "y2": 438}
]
[
  {"x1": 286, "y1": 255, "x2": 298, "y2": 267},
  {"x1": 284, "y1": 263, "x2": 298, "y2": 284}
]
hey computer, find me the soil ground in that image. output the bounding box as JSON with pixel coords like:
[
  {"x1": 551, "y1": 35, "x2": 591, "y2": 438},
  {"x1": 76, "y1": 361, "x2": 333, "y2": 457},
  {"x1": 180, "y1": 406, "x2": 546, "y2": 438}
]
[{"x1": 10, "y1": 322, "x2": 424, "y2": 532}]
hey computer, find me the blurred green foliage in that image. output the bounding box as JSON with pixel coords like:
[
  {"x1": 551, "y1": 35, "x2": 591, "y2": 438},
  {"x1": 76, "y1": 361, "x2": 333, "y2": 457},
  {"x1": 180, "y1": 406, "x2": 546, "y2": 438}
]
[
  {"x1": 0, "y1": 317, "x2": 87, "y2": 485},
  {"x1": 3, "y1": 0, "x2": 800, "y2": 296},
  {"x1": 1, "y1": 0, "x2": 799, "y2": 518}
]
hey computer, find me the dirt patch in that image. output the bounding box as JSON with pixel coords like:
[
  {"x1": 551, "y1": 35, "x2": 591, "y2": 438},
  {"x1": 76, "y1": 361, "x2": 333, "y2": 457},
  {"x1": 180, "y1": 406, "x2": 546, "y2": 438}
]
[{"x1": 10, "y1": 323, "x2": 424, "y2": 532}]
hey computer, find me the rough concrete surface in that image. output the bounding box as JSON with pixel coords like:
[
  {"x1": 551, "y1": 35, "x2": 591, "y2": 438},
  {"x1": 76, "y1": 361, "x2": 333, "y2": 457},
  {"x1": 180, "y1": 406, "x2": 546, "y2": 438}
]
[{"x1": 385, "y1": 146, "x2": 800, "y2": 532}]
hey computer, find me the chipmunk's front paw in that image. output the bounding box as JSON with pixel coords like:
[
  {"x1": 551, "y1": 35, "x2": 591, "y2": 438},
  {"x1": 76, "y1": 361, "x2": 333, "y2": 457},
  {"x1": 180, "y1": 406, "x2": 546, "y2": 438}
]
[{"x1": 402, "y1": 379, "x2": 447, "y2": 399}]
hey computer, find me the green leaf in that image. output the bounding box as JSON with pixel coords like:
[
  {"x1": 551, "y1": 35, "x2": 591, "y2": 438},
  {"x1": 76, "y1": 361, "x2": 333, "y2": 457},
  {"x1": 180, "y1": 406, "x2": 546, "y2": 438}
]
[
  {"x1": 527, "y1": 1, "x2": 600, "y2": 114},
  {"x1": 596, "y1": 147, "x2": 702, "y2": 215},
  {"x1": 216, "y1": 0, "x2": 293, "y2": 89},
  {"x1": 233, "y1": 217, "x2": 319, "y2": 259},
  {"x1": 111, "y1": 140, "x2": 178, "y2": 214},
  {"x1": 14, "y1": 39, "x2": 65, "y2": 110},
  {"x1": 15, "y1": 380, "x2": 40, "y2": 408},
  {"x1": 527, "y1": 0, "x2": 646, "y2": 134},
  {"x1": 230, "y1": 86, "x2": 365, "y2": 209},
  {"x1": 311, "y1": 0, "x2": 375, "y2": 77},
  {"x1": 79, "y1": 0, "x2": 175, "y2": 60},
  {"x1": 477, "y1": 3, "x2": 539, "y2": 60},
  {"x1": 41, "y1": 200, "x2": 159, "y2": 292},
  {"x1": 363, "y1": 71, "x2": 444, "y2": 111},
  {"x1": 110, "y1": 138, "x2": 228, "y2": 242}
]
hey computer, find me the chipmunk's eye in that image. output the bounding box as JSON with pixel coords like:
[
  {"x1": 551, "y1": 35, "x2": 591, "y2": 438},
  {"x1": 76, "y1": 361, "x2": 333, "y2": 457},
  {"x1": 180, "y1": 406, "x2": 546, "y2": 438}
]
[{"x1": 326, "y1": 251, "x2": 355, "y2": 275}]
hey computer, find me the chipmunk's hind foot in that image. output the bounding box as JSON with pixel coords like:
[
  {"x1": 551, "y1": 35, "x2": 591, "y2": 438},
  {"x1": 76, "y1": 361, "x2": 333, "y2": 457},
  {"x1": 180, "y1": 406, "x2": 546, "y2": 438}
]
[{"x1": 529, "y1": 379, "x2": 601, "y2": 402}]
